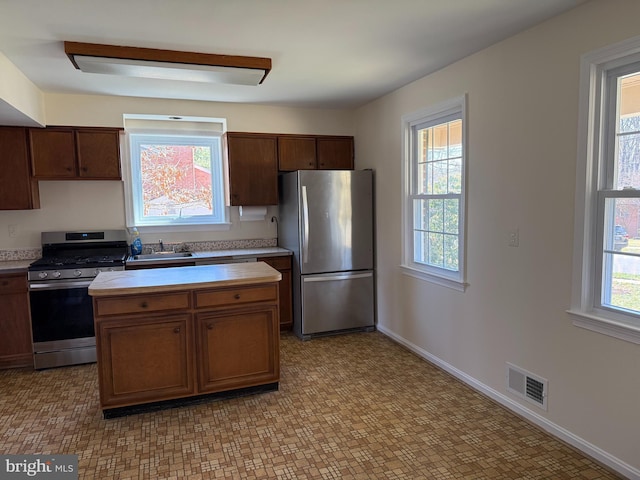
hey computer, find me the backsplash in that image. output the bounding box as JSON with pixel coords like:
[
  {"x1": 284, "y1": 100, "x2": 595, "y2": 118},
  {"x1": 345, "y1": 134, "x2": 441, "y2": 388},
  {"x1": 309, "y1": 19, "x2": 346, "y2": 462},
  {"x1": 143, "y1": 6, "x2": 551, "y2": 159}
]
[
  {"x1": 0, "y1": 238, "x2": 278, "y2": 261},
  {"x1": 0, "y1": 249, "x2": 42, "y2": 261},
  {"x1": 140, "y1": 238, "x2": 278, "y2": 255}
]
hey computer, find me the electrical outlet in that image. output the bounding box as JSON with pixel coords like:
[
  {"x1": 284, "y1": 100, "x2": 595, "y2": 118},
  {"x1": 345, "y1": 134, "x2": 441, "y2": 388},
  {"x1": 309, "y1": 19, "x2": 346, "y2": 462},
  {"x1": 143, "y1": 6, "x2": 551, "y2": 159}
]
[
  {"x1": 8, "y1": 225, "x2": 17, "y2": 238},
  {"x1": 508, "y1": 227, "x2": 519, "y2": 247}
]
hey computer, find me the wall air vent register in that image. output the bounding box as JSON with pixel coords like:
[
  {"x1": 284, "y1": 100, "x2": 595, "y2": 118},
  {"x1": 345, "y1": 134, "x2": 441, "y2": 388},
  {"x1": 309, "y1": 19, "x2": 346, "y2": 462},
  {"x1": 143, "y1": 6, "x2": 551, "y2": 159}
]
[{"x1": 506, "y1": 362, "x2": 548, "y2": 411}]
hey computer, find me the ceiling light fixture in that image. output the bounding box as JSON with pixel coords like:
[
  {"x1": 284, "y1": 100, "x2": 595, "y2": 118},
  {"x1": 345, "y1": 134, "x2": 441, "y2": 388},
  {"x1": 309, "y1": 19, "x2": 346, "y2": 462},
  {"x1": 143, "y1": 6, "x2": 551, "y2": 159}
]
[{"x1": 64, "y1": 42, "x2": 271, "y2": 86}]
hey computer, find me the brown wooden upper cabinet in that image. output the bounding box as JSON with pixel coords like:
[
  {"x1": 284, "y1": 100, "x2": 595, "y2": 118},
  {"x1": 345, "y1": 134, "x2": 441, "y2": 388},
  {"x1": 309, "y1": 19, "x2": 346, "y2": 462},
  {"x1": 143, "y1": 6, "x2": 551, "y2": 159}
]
[
  {"x1": 278, "y1": 136, "x2": 316, "y2": 170},
  {"x1": 29, "y1": 127, "x2": 122, "y2": 180},
  {"x1": 76, "y1": 129, "x2": 122, "y2": 179},
  {"x1": 0, "y1": 127, "x2": 40, "y2": 210},
  {"x1": 277, "y1": 135, "x2": 354, "y2": 171},
  {"x1": 224, "y1": 132, "x2": 278, "y2": 206},
  {"x1": 316, "y1": 137, "x2": 354, "y2": 170}
]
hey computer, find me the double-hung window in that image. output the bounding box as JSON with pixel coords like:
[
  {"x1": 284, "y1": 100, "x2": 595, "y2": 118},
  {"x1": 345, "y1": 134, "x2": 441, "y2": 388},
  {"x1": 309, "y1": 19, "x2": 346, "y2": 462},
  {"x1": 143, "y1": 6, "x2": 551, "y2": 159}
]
[
  {"x1": 571, "y1": 38, "x2": 640, "y2": 343},
  {"x1": 122, "y1": 116, "x2": 227, "y2": 230},
  {"x1": 401, "y1": 95, "x2": 467, "y2": 291}
]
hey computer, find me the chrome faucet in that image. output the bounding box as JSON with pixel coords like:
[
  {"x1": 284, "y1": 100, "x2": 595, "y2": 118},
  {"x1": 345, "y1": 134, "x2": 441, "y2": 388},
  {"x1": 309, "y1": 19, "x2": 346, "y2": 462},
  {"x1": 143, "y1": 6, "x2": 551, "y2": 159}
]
[{"x1": 159, "y1": 239, "x2": 164, "y2": 252}]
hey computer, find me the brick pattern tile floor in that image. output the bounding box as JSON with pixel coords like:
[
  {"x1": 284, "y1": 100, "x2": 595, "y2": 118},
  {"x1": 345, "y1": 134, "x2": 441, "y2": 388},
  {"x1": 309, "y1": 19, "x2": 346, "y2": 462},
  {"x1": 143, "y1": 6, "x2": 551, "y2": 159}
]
[{"x1": 0, "y1": 332, "x2": 621, "y2": 479}]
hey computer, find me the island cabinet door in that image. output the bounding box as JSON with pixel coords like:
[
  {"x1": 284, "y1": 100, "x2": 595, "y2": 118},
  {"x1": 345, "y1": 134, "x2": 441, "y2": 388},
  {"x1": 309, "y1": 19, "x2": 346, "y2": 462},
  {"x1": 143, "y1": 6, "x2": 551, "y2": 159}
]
[
  {"x1": 195, "y1": 306, "x2": 279, "y2": 394},
  {"x1": 97, "y1": 313, "x2": 195, "y2": 408}
]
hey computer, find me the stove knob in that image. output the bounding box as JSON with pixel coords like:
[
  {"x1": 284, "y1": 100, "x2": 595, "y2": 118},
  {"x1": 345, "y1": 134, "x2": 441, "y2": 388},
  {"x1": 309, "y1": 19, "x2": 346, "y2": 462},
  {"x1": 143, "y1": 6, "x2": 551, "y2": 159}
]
[
  {"x1": 73, "y1": 270, "x2": 83, "y2": 277},
  {"x1": 52, "y1": 271, "x2": 62, "y2": 278},
  {"x1": 38, "y1": 271, "x2": 48, "y2": 279}
]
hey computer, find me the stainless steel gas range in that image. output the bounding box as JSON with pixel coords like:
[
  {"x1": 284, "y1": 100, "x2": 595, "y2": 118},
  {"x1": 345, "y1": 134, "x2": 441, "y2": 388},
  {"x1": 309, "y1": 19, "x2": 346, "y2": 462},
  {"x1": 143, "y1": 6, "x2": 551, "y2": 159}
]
[{"x1": 28, "y1": 230, "x2": 128, "y2": 369}]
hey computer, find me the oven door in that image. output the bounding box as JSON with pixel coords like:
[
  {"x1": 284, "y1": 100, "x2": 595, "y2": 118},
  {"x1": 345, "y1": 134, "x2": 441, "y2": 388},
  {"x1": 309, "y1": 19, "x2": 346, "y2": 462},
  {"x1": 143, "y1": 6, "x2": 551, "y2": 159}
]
[{"x1": 29, "y1": 280, "x2": 96, "y2": 367}]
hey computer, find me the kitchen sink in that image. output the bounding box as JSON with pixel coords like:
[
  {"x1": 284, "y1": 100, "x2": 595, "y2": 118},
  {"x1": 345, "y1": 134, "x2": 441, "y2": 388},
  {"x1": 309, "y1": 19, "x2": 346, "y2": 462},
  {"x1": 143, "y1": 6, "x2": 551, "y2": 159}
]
[{"x1": 133, "y1": 252, "x2": 194, "y2": 260}]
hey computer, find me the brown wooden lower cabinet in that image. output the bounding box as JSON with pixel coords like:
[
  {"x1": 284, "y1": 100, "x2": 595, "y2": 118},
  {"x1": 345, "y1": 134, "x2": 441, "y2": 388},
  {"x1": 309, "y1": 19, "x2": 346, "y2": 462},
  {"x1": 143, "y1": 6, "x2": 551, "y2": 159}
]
[
  {"x1": 258, "y1": 256, "x2": 292, "y2": 330},
  {"x1": 98, "y1": 314, "x2": 194, "y2": 407},
  {"x1": 0, "y1": 273, "x2": 33, "y2": 369},
  {"x1": 196, "y1": 306, "x2": 279, "y2": 393},
  {"x1": 125, "y1": 260, "x2": 196, "y2": 270},
  {"x1": 93, "y1": 282, "x2": 280, "y2": 411}
]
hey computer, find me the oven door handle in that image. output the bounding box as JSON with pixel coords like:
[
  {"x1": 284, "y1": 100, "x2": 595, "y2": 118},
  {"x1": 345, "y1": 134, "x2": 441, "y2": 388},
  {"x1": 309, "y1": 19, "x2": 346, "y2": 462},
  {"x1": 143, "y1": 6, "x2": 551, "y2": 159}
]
[{"x1": 29, "y1": 280, "x2": 93, "y2": 291}]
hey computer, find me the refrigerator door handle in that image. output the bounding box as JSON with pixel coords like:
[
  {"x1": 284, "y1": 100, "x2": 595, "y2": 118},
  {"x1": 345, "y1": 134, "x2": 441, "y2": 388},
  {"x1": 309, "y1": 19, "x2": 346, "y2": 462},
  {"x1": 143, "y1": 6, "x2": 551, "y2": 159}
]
[
  {"x1": 303, "y1": 272, "x2": 373, "y2": 282},
  {"x1": 302, "y1": 185, "x2": 309, "y2": 264}
]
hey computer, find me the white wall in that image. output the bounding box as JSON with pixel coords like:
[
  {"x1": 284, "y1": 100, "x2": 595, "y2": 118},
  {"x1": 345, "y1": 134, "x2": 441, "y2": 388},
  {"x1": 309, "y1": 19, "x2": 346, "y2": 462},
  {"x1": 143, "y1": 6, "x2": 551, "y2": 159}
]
[
  {"x1": 356, "y1": 0, "x2": 640, "y2": 475},
  {"x1": 0, "y1": 52, "x2": 45, "y2": 126},
  {"x1": 0, "y1": 94, "x2": 354, "y2": 249}
]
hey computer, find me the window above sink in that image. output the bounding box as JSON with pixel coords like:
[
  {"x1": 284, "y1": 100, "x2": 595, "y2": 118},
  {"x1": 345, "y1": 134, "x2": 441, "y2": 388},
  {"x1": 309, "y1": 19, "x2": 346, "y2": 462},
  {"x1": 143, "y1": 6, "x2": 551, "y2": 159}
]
[{"x1": 122, "y1": 114, "x2": 230, "y2": 232}]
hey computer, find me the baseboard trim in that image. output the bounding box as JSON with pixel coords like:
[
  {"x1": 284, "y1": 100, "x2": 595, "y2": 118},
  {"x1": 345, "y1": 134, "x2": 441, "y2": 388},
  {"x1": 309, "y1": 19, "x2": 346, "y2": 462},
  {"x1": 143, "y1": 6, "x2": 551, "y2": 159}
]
[
  {"x1": 0, "y1": 353, "x2": 33, "y2": 369},
  {"x1": 376, "y1": 324, "x2": 639, "y2": 480}
]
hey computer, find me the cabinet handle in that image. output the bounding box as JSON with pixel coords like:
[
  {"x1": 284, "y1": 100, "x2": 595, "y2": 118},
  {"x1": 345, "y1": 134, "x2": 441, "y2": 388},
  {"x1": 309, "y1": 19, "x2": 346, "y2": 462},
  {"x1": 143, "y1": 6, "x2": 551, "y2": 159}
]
[
  {"x1": 81, "y1": 167, "x2": 88, "y2": 172},
  {"x1": 66, "y1": 167, "x2": 73, "y2": 172},
  {"x1": 173, "y1": 327, "x2": 181, "y2": 334},
  {"x1": 234, "y1": 294, "x2": 241, "y2": 300},
  {"x1": 207, "y1": 323, "x2": 214, "y2": 330},
  {"x1": 140, "y1": 301, "x2": 148, "y2": 308}
]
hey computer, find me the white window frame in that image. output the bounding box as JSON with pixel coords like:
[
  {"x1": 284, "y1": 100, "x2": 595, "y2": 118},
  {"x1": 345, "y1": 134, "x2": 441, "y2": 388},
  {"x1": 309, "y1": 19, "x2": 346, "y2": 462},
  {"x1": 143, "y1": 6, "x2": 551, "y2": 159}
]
[
  {"x1": 122, "y1": 130, "x2": 230, "y2": 233},
  {"x1": 400, "y1": 94, "x2": 468, "y2": 291},
  {"x1": 569, "y1": 36, "x2": 640, "y2": 344}
]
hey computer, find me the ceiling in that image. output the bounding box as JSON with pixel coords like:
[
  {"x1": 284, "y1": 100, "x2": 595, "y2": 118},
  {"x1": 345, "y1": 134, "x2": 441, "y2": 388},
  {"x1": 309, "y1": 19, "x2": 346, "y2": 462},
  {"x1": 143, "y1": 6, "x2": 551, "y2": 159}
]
[{"x1": 0, "y1": 0, "x2": 586, "y2": 111}]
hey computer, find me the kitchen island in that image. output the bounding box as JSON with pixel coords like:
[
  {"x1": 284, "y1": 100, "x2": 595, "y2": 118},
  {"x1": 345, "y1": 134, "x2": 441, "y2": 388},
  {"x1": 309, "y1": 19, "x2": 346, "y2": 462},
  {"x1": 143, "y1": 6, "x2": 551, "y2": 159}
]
[{"x1": 89, "y1": 262, "x2": 281, "y2": 417}]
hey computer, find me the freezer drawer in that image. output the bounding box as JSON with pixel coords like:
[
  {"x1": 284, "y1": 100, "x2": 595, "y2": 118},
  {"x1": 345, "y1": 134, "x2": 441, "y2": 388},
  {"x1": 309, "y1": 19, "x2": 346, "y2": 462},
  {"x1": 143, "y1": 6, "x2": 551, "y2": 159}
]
[{"x1": 299, "y1": 271, "x2": 374, "y2": 338}]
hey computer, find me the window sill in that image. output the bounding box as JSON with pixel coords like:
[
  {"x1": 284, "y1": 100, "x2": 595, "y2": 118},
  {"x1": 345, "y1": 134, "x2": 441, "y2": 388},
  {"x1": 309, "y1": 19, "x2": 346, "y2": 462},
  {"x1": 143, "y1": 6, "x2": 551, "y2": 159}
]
[
  {"x1": 567, "y1": 309, "x2": 640, "y2": 345},
  {"x1": 400, "y1": 265, "x2": 468, "y2": 292},
  {"x1": 132, "y1": 223, "x2": 232, "y2": 234}
]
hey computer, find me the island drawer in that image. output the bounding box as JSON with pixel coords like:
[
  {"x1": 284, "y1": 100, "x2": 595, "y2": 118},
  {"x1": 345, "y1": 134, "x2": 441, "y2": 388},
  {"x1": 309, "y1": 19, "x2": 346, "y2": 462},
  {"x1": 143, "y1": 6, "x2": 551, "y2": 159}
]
[
  {"x1": 194, "y1": 284, "x2": 278, "y2": 309},
  {"x1": 94, "y1": 292, "x2": 191, "y2": 316}
]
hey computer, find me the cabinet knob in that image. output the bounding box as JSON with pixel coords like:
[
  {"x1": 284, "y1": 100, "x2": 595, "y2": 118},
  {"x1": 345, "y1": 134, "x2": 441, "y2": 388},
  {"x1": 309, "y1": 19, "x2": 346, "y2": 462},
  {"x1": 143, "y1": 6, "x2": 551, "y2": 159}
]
[
  {"x1": 81, "y1": 167, "x2": 88, "y2": 172},
  {"x1": 1, "y1": 281, "x2": 8, "y2": 287},
  {"x1": 234, "y1": 294, "x2": 241, "y2": 300},
  {"x1": 173, "y1": 327, "x2": 181, "y2": 334},
  {"x1": 66, "y1": 167, "x2": 73, "y2": 172},
  {"x1": 140, "y1": 301, "x2": 148, "y2": 308},
  {"x1": 207, "y1": 323, "x2": 214, "y2": 330}
]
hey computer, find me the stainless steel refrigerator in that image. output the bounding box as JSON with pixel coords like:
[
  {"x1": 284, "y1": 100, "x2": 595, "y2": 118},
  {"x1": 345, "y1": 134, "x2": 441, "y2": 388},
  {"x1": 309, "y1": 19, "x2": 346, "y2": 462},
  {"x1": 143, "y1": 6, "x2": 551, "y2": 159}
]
[{"x1": 278, "y1": 170, "x2": 375, "y2": 340}]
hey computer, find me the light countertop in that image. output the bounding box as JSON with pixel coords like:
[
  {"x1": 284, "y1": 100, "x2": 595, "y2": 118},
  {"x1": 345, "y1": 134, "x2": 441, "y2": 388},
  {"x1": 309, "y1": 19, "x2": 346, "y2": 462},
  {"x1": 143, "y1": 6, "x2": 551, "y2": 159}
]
[
  {"x1": 0, "y1": 260, "x2": 34, "y2": 274},
  {"x1": 89, "y1": 262, "x2": 282, "y2": 297},
  {"x1": 0, "y1": 247, "x2": 291, "y2": 274},
  {"x1": 125, "y1": 246, "x2": 291, "y2": 266},
  {"x1": 191, "y1": 247, "x2": 290, "y2": 259}
]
